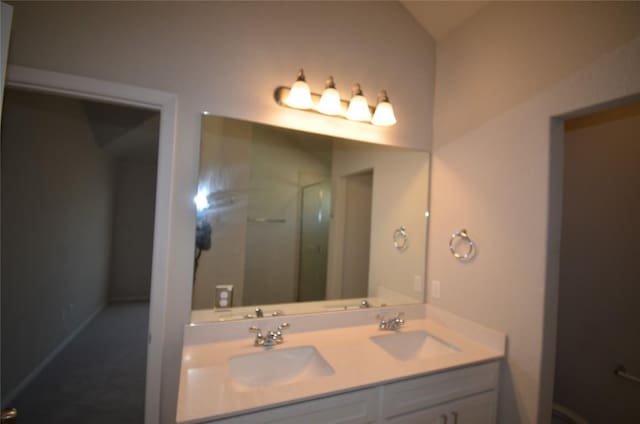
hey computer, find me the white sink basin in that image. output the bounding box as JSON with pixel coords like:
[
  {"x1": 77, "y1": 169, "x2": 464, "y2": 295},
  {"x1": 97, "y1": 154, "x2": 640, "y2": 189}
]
[
  {"x1": 370, "y1": 330, "x2": 459, "y2": 361},
  {"x1": 229, "y1": 346, "x2": 334, "y2": 391}
]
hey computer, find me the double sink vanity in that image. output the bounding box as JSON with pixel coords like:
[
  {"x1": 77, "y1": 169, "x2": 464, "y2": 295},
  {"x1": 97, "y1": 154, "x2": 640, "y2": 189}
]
[
  {"x1": 177, "y1": 304, "x2": 505, "y2": 423},
  {"x1": 182, "y1": 115, "x2": 504, "y2": 423}
]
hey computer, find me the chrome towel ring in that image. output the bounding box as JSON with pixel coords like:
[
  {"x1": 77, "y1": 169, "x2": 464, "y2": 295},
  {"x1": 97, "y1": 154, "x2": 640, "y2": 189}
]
[
  {"x1": 393, "y1": 226, "x2": 408, "y2": 251},
  {"x1": 449, "y1": 229, "x2": 475, "y2": 262}
]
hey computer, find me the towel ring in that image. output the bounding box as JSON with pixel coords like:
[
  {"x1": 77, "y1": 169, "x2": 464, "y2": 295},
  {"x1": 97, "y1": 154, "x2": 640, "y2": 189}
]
[
  {"x1": 393, "y1": 226, "x2": 408, "y2": 251},
  {"x1": 449, "y1": 229, "x2": 475, "y2": 261}
]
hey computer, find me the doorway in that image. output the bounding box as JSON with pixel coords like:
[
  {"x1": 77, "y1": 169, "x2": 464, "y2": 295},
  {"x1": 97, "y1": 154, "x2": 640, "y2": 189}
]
[
  {"x1": 340, "y1": 170, "x2": 373, "y2": 299},
  {"x1": 551, "y1": 101, "x2": 640, "y2": 423},
  {"x1": 1, "y1": 88, "x2": 159, "y2": 423}
]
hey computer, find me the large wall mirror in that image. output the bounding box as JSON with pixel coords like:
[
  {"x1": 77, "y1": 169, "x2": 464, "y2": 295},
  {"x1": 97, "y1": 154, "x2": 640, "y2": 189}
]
[{"x1": 191, "y1": 116, "x2": 430, "y2": 323}]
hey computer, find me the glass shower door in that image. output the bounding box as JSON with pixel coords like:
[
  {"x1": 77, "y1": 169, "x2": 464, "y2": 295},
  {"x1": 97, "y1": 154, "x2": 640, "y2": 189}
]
[{"x1": 297, "y1": 181, "x2": 331, "y2": 302}]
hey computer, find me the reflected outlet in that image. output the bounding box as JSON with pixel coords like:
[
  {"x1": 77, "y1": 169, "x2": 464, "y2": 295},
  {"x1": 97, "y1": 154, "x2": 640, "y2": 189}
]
[
  {"x1": 215, "y1": 285, "x2": 234, "y2": 308},
  {"x1": 431, "y1": 280, "x2": 441, "y2": 299}
]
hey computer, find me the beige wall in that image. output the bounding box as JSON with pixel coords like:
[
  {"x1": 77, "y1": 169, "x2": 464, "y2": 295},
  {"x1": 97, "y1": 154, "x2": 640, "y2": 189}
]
[
  {"x1": 1, "y1": 89, "x2": 114, "y2": 401},
  {"x1": 554, "y1": 104, "x2": 640, "y2": 423},
  {"x1": 329, "y1": 143, "x2": 429, "y2": 303},
  {"x1": 109, "y1": 159, "x2": 157, "y2": 301},
  {"x1": 7, "y1": 3, "x2": 436, "y2": 419},
  {"x1": 435, "y1": 1, "x2": 640, "y2": 147},
  {"x1": 429, "y1": 2, "x2": 640, "y2": 423},
  {"x1": 192, "y1": 117, "x2": 251, "y2": 310}
]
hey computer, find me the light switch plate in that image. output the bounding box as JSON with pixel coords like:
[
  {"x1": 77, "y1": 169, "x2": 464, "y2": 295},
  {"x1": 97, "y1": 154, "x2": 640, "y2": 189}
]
[{"x1": 431, "y1": 280, "x2": 441, "y2": 299}]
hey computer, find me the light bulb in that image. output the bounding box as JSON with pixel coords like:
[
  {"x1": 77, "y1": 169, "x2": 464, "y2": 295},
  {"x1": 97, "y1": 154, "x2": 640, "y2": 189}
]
[
  {"x1": 194, "y1": 189, "x2": 210, "y2": 212},
  {"x1": 346, "y1": 83, "x2": 372, "y2": 121},
  {"x1": 317, "y1": 76, "x2": 342, "y2": 116},
  {"x1": 371, "y1": 90, "x2": 397, "y2": 126},
  {"x1": 285, "y1": 69, "x2": 313, "y2": 109}
]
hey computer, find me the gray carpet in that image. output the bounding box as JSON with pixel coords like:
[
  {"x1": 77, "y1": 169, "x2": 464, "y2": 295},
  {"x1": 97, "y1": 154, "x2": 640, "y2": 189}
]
[{"x1": 11, "y1": 302, "x2": 149, "y2": 424}]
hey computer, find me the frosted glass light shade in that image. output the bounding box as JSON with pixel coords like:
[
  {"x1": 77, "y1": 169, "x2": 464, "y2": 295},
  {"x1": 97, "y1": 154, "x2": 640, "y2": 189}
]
[
  {"x1": 317, "y1": 87, "x2": 342, "y2": 115},
  {"x1": 372, "y1": 101, "x2": 397, "y2": 126},
  {"x1": 286, "y1": 80, "x2": 313, "y2": 109},
  {"x1": 346, "y1": 94, "x2": 371, "y2": 121}
]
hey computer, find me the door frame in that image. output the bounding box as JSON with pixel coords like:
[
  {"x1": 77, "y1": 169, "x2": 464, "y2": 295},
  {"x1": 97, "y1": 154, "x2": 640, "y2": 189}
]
[{"x1": 3, "y1": 65, "x2": 177, "y2": 424}]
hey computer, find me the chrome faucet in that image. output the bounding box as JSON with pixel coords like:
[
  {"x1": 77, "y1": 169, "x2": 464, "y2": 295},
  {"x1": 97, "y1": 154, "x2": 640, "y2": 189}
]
[
  {"x1": 243, "y1": 308, "x2": 285, "y2": 319},
  {"x1": 249, "y1": 322, "x2": 290, "y2": 347},
  {"x1": 377, "y1": 313, "x2": 405, "y2": 331}
]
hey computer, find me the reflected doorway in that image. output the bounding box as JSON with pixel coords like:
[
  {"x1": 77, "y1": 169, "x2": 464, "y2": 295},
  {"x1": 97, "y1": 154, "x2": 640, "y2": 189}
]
[{"x1": 341, "y1": 170, "x2": 373, "y2": 299}]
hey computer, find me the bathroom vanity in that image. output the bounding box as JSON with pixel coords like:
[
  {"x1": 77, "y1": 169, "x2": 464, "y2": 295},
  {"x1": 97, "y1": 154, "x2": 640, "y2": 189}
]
[
  {"x1": 177, "y1": 305, "x2": 505, "y2": 424},
  {"x1": 181, "y1": 116, "x2": 503, "y2": 423}
]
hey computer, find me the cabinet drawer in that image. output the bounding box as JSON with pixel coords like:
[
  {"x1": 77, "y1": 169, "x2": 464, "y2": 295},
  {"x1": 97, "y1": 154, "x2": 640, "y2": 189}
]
[
  {"x1": 382, "y1": 362, "x2": 499, "y2": 419},
  {"x1": 386, "y1": 390, "x2": 497, "y2": 424},
  {"x1": 209, "y1": 388, "x2": 378, "y2": 424}
]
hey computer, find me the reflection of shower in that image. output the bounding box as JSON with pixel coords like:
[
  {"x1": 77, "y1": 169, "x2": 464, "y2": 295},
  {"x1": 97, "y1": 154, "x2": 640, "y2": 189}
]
[{"x1": 297, "y1": 181, "x2": 331, "y2": 302}]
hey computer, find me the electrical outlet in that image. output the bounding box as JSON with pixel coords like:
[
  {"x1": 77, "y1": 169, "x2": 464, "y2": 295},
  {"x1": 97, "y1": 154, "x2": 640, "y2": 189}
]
[
  {"x1": 431, "y1": 280, "x2": 441, "y2": 299},
  {"x1": 413, "y1": 275, "x2": 423, "y2": 293}
]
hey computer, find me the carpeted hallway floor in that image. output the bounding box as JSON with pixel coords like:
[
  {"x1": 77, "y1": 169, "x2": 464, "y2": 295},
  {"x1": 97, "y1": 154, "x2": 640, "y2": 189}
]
[{"x1": 11, "y1": 302, "x2": 149, "y2": 424}]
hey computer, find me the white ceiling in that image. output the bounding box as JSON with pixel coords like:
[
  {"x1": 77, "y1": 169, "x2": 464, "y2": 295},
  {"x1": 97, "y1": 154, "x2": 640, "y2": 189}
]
[{"x1": 400, "y1": 1, "x2": 490, "y2": 40}]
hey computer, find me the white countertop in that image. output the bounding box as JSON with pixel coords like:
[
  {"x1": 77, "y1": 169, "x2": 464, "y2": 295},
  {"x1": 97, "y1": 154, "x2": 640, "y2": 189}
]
[{"x1": 177, "y1": 311, "x2": 505, "y2": 424}]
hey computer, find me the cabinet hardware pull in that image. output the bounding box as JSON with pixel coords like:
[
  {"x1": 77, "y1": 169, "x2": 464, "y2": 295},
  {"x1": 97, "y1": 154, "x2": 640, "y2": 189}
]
[
  {"x1": 452, "y1": 411, "x2": 459, "y2": 424},
  {"x1": 441, "y1": 414, "x2": 448, "y2": 424}
]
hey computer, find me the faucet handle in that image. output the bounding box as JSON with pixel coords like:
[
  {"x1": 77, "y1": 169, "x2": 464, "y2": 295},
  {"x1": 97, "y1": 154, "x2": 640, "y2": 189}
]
[
  {"x1": 249, "y1": 326, "x2": 265, "y2": 346},
  {"x1": 376, "y1": 314, "x2": 388, "y2": 329},
  {"x1": 277, "y1": 322, "x2": 290, "y2": 333},
  {"x1": 270, "y1": 323, "x2": 289, "y2": 345}
]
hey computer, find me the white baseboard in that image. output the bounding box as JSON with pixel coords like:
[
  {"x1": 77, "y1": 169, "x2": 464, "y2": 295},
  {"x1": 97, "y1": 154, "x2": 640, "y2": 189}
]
[{"x1": 1, "y1": 303, "x2": 106, "y2": 408}]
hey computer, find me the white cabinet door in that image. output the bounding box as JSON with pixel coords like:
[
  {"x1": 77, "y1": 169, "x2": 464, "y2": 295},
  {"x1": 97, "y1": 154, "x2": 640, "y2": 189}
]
[
  {"x1": 386, "y1": 391, "x2": 496, "y2": 424},
  {"x1": 384, "y1": 401, "x2": 451, "y2": 424},
  {"x1": 381, "y1": 362, "x2": 499, "y2": 419},
  {"x1": 446, "y1": 391, "x2": 496, "y2": 424},
  {"x1": 209, "y1": 388, "x2": 378, "y2": 424}
]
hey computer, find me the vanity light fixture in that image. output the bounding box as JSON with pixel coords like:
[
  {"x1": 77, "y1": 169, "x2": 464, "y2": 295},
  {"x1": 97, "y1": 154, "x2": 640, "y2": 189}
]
[
  {"x1": 346, "y1": 83, "x2": 372, "y2": 122},
  {"x1": 371, "y1": 90, "x2": 397, "y2": 127},
  {"x1": 285, "y1": 69, "x2": 313, "y2": 110},
  {"x1": 273, "y1": 69, "x2": 397, "y2": 126},
  {"x1": 316, "y1": 76, "x2": 342, "y2": 116}
]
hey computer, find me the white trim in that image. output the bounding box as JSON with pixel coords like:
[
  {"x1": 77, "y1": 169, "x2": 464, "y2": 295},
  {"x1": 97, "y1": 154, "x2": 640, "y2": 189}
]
[
  {"x1": 2, "y1": 303, "x2": 106, "y2": 407},
  {"x1": 0, "y1": 2, "x2": 13, "y2": 117},
  {"x1": 4, "y1": 65, "x2": 177, "y2": 424}
]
